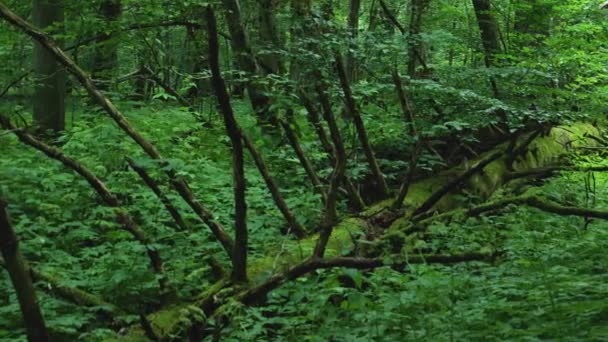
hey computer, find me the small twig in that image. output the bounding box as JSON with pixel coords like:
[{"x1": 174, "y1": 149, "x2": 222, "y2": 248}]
[{"x1": 0, "y1": 71, "x2": 30, "y2": 99}]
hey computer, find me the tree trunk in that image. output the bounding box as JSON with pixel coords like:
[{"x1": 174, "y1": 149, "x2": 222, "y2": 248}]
[
  {"x1": 0, "y1": 197, "x2": 49, "y2": 342},
  {"x1": 345, "y1": 0, "x2": 361, "y2": 82},
  {"x1": 335, "y1": 55, "x2": 389, "y2": 198},
  {"x1": 257, "y1": 0, "x2": 282, "y2": 75},
  {"x1": 32, "y1": 0, "x2": 65, "y2": 134},
  {"x1": 408, "y1": 0, "x2": 430, "y2": 78},
  {"x1": 289, "y1": 0, "x2": 311, "y2": 81},
  {"x1": 92, "y1": 0, "x2": 121, "y2": 90},
  {"x1": 513, "y1": 0, "x2": 552, "y2": 44},
  {"x1": 221, "y1": 0, "x2": 275, "y2": 128},
  {"x1": 471, "y1": 0, "x2": 501, "y2": 100},
  {"x1": 207, "y1": 7, "x2": 248, "y2": 283}
]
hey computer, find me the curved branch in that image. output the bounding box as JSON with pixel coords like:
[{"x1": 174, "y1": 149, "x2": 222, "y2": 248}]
[
  {"x1": 413, "y1": 150, "x2": 503, "y2": 217},
  {"x1": 0, "y1": 3, "x2": 235, "y2": 256},
  {"x1": 506, "y1": 165, "x2": 608, "y2": 181},
  {"x1": 241, "y1": 253, "x2": 491, "y2": 305}
]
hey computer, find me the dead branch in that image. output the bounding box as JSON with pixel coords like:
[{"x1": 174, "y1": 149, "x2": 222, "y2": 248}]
[
  {"x1": 413, "y1": 150, "x2": 504, "y2": 217},
  {"x1": 336, "y1": 53, "x2": 389, "y2": 198},
  {"x1": 505, "y1": 165, "x2": 608, "y2": 181},
  {"x1": 241, "y1": 133, "x2": 308, "y2": 238},
  {"x1": 126, "y1": 157, "x2": 189, "y2": 231},
  {"x1": 0, "y1": 116, "x2": 169, "y2": 293},
  {"x1": 241, "y1": 252, "x2": 491, "y2": 305},
  {"x1": 279, "y1": 114, "x2": 327, "y2": 204}
]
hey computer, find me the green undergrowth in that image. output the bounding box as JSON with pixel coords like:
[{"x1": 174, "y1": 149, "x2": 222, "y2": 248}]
[
  {"x1": 0, "y1": 102, "x2": 326, "y2": 341},
  {"x1": 0, "y1": 97, "x2": 605, "y2": 341},
  {"x1": 220, "y1": 156, "x2": 608, "y2": 341}
]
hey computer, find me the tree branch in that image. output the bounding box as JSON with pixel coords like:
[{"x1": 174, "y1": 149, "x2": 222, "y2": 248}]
[
  {"x1": 0, "y1": 2, "x2": 235, "y2": 256},
  {"x1": 413, "y1": 150, "x2": 503, "y2": 217},
  {"x1": 241, "y1": 253, "x2": 491, "y2": 305}
]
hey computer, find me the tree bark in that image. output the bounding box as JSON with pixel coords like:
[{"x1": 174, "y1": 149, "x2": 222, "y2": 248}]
[
  {"x1": 471, "y1": 0, "x2": 501, "y2": 99},
  {"x1": 92, "y1": 0, "x2": 122, "y2": 90},
  {"x1": 207, "y1": 7, "x2": 248, "y2": 283},
  {"x1": 408, "y1": 0, "x2": 430, "y2": 77},
  {"x1": 256, "y1": 0, "x2": 283, "y2": 74},
  {"x1": 313, "y1": 85, "x2": 349, "y2": 258},
  {"x1": 0, "y1": 197, "x2": 49, "y2": 342},
  {"x1": 32, "y1": 0, "x2": 65, "y2": 134},
  {"x1": 221, "y1": 0, "x2": 275, "y2": 128},
  {"x1": 345, "y1": 0, "x2": 361, "y2": 82},
  {"x1": 335, "y1": 54, "x2": 389, "y2": 198},
  {"x1": 0, "y1": 3, "x2": 235, "y2": 256}
]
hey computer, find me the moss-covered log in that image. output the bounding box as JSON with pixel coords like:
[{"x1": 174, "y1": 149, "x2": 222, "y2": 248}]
[{"x1": 112, "y1": 122, "x2": 600, "y2": 341}]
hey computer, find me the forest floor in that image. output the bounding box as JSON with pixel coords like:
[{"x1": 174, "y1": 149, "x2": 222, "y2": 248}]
[{"x1": 1, "y1": 103, "x2": 608, "y2": 341}]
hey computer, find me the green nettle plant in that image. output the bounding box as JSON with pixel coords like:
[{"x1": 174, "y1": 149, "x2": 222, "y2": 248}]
[{"x1": 1, "y1": 0, "x2": 608, "y2": 340}]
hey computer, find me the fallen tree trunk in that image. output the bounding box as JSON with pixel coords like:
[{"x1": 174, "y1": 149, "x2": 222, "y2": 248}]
[{"x1": 112, "y1": 122, "x2": 600, "y2": 341}]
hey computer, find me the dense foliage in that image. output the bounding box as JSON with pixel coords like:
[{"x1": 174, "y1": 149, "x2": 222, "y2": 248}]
[{"x1": 1, "y1": 0, "x2": 608, "y2": 341}]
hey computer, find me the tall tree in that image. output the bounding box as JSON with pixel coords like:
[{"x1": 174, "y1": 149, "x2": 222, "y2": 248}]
[
  {"x1": 513, "y1": 0, "x2": 553, "y2": 44},
  {"x1": 408, "y1": 0, "x2": 431, "y2": 77},
  {"x1": 345, "y1": 0, "x2": 361, "y2": 81},
  {"x1": 472, "y1": 0, "x2": 501, "y2": 98},
  {"x1": 92, "y1": 0, "x2": 121, "y2": 90},
  {"x1": 288, "y1": 0, "x2": 312, "y2": 82},
  {"x1": 256, "y1": 0, "x2": 283, "y2": 75},
  {"x1": 207, "y1": 6, "x2": 248, "y2": 283},
  {"x1": 32, "y1": 0, "x2": 65, "y2": 134},
  {"x1": 222, "y1": 0, "x2": 275, "y2": 128}
]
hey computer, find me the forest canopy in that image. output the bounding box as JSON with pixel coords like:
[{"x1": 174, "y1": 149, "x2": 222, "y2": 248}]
[{"x1": 1, "y1": 0, "x2": 608, "y2": 341}]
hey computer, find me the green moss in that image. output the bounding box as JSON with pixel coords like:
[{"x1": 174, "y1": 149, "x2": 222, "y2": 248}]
[
  {"x1": 389, "y1": 122, "x2": 600, "y2": 235},
  {"x1": 110, "y1": 122, "x2": 601, "y2": 341},
  {"x1": 248, "y1": 217, "x2": 367, "y2": 284}
]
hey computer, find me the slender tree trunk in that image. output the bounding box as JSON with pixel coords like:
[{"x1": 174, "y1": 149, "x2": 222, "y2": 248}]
[
  {"x1": 408, "y1": 0, "x2": 430, "y2": 77},
  {"x1": 313, "y1": 85, "x2": 348, "y2": 258},
  {"x1": 32, "y1": 0, "x2": 65, "y2": 134},
  {"x1": 289, "y1": 0, "x2": 311, "y2": 81},
  {"x1": 221, "y1": 0, "x2": 275, "y2": 128},
  {"x1": 335, "y1": 55, "x2": 389, "y2": 198},
  {"x1": 241, "y1": 134, "x2": 307, "y2": 238},
  {"x1": 207, "y1": 7, "x2": 248, "y2": 283},
  {"x1": 257, "y1": 0, "x2": 282, "y2": 74},
  {"x1": 300, "y1": 93, "x2": 366, "y2": 210},
  {"x1": 92, "y1": 0, "x2": 121, "y2": 90},
  {"x1": 279, "y1": 114, "x2": 327, "y2": 203},
  {"x1": 0, "y1": 197, "x2": 49, "y2": 342},
  {"x1": 345, "y1": 0, "x2": 361, "y2": 82},
  {"x1": 472, "y1": 0, "x2": 501, "y2": 99},
  {"x1": 391, "y1": 68, "x2": 417, "y2": 136}
]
